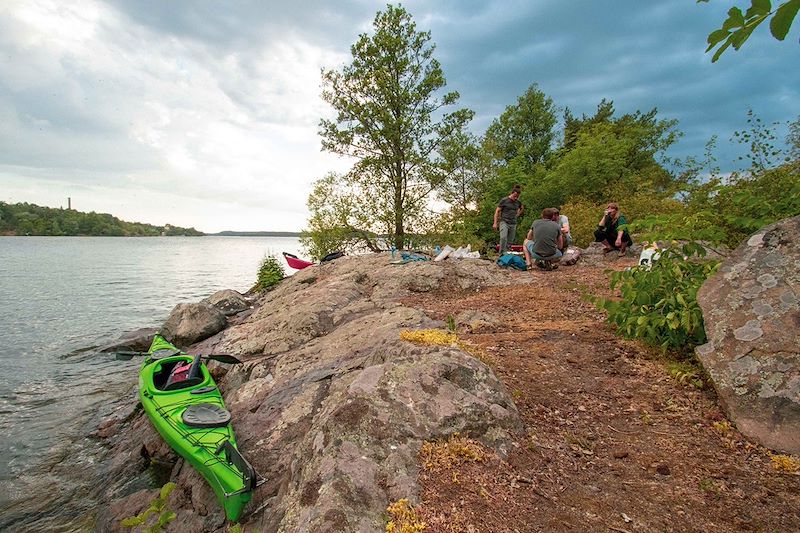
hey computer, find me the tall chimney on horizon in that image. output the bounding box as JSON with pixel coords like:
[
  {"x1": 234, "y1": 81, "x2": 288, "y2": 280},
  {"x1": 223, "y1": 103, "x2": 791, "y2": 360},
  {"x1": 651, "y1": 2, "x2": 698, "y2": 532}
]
[{"x1": 68, "y1": 197, "x2": 71, "y2": 210}]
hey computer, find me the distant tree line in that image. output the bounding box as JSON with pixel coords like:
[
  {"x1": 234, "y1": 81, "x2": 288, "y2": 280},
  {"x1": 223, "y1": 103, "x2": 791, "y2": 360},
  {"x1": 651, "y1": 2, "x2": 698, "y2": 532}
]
[{"x1": 0, "y1": 202, "x2": 203, "y2": 236}]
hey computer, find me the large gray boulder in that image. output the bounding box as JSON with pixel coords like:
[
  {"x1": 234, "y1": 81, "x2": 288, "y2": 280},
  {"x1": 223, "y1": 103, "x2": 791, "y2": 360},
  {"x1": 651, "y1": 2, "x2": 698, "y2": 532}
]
[
  {"x1": 696, "y1": 216, "x2": 800, "y2": 454},
  {"x1": 203, "y1": 289, "x2": 252, "y2": 316},
  {"x1": 160, "y1": 302, "x2": 227, "y2": 347}
]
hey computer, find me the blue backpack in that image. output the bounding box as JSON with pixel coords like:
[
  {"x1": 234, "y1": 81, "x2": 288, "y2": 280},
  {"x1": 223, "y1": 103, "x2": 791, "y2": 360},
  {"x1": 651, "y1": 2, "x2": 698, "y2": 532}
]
[{"x1": 496, "y1": 253, "x2": 527, "y2": 270}]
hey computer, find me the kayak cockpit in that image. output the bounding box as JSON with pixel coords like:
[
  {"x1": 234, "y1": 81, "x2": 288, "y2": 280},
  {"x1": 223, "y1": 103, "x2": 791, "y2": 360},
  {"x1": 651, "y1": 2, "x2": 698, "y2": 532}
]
[{"x1": 151, "y1": 354, "x2": 206, "y2": 391}]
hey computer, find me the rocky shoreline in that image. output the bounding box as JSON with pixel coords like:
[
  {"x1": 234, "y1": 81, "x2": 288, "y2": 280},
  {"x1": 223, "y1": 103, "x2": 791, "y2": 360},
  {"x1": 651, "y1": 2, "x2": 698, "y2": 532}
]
[
  {"x1": 89, "y1": 221, "x2": 799, "y2": 532},
  {"x1": 94, "y1": 254, "x2": 534, "y2": 531}
]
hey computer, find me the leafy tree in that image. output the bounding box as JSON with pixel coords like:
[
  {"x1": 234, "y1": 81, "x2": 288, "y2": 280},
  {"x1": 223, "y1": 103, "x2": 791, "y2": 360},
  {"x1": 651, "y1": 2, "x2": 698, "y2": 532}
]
[
  {"x1": 701, "y1": 0, "x2": 800, "y2": 62},
  {"x1": 317, "y1": 4, "x2": 473, "y2": 250},
  {"x1": 436, "y1": 130, "x2": 487, "y2": 216},
  {"x1": 542, "y1": 107, "x2": 680, "y2": 208},
  {"x1": 300, "y1": 173, "x2": 383, "y2": 259},
  {"x1": 562, "y1": 99, "x2": 615, "y2": 153},
  {"x1": 255, "y1": 254, "x2": 285, "y2": 292},
  {"x1": 482, "y1": 83, "x2": 557, "y2": 172},
  {"x1": 470, "y1": 84, "x2": 557, "y2": 248}
]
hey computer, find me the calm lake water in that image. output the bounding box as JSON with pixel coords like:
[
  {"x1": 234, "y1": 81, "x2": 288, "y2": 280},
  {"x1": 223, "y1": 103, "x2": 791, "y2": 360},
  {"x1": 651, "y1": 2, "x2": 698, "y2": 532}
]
[{"x1": 0, "y1": 236, "x2": 303, "y2": 531}]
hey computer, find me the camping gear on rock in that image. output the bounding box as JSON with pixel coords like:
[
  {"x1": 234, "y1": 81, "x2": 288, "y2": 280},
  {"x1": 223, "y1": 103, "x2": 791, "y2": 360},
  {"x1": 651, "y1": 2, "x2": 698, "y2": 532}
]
[
  {"x1": 638, "y1": 245, "x2": 661, "y2": 269},
  {"x1": 137, "y1": 334, "x2": 262, "y2": 521},
  {"x1": 390, "y1": 251, "x2": 430, "y2": 264},
  {"x1": 496, "y1": 253, "x2": 528, "y2": 270},
  {"x1": 561, "y1": 246, "x2": 582, "y2": 266},
  {"x1": 321, "y1": 251, "x2": 344, "y2": 262},
  {"x1": 283, "y1": 252, "x2": 314, "y2": 270}
]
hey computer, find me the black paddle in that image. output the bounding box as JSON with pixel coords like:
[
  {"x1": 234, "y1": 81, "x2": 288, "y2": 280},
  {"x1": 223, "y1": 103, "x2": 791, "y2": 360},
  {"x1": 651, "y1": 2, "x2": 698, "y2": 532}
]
[{"x1": 114, "y1": 350, "x2": 243, "y2": 364}]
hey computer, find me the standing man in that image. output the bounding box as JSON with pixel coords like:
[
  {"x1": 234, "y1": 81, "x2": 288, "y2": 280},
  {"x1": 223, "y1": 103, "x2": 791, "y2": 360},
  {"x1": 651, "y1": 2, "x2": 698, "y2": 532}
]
[
  {"x1": 493, "y1": 184, "x2": 523, "y2": 254},
  {"x1": 523, "y1": 207, "x2": 563, "y2": 270}
]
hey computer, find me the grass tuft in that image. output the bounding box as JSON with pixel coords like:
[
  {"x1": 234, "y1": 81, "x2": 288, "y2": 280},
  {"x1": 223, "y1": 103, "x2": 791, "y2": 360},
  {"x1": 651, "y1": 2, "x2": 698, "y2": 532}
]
[
  {"x1": 419, "y1": 433, "x2": 486, "y2": 473},
  {"x1": 400, "y1": 329, "x2": 495, "y2": 366},
  {"x1": 386, "y1": 498, "x2": 426, "y2": 533}
]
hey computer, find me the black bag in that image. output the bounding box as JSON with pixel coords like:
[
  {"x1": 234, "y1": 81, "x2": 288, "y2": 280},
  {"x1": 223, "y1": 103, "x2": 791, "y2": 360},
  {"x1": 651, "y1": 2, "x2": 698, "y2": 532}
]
[{"x1": 321, "y1": 251, "x2": 345, "y2": 262}]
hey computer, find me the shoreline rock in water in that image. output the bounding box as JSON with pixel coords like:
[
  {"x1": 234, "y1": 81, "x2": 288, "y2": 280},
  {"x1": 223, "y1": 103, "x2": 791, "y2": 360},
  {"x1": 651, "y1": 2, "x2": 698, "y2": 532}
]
[{"x1": 95, "y1": 254, "x2": 527, "y2": 532}]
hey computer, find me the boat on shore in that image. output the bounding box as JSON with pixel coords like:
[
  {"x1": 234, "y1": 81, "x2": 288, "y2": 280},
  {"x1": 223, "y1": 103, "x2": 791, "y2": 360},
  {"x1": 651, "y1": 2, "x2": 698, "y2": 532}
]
[{"x1": 138, "y1": 334, "x2": 261, "y2": 521}]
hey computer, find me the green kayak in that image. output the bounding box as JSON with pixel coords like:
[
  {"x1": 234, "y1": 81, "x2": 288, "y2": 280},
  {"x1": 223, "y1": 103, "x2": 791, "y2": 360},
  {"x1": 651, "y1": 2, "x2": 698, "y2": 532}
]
[{"x1": 139, "y1": 334, "x2": 260, "y2": 521}]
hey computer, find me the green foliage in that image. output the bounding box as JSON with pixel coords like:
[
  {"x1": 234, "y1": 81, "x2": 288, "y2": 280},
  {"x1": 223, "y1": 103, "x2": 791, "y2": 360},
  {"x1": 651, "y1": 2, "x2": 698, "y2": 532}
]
[
  {"x1": 589, "y1": 244, "x2": 720, "y2": 353},
  {"x1": 255, "y1": 255, "x2": 285, "y2": 292},
  {"x1": 665, "y1": 360, "x2": 706, "y2": 389},
  {"x1": 0, "y1": 201, "x2": 202, "y2": 237},
  {"x1": 483, "y1": 84, "x2": 558, "y2": 170},
  {"x1": 701, "y1": 0, "x2": 800, "y2": 62},
  {"x1": 301, "y1": 173, "x2": 383, "y2": 259},
  {"x1": 317, "y1": 4, "x2": 473, "y2": 250},
  {"x1": 635, "y1": 112, "x2": 800, "y2": 248},
  {"x1": 544, "y1": 108, "x2": 680, "y2": 207},
  {"x1": 121, "y1": 482, "x2": 177, "y2": 533},
  {"x1": 437, "y1": 129, "x2": 488, "y2": 216}
]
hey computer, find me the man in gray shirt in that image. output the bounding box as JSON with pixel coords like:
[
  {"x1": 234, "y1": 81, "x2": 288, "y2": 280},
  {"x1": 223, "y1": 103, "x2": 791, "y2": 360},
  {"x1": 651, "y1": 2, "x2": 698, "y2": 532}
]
[
  {"x1": 492, "y1": 185, "x2": 523, "y2": 254},
  {"x1": 523, "y1": 207, "x2": 563, "y2": 270}
]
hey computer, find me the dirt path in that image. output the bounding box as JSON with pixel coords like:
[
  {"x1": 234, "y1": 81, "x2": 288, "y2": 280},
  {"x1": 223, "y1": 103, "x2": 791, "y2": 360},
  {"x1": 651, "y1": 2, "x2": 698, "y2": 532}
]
[{"x1": 403, "y1": 262, "x2": 800, "y2": 532}]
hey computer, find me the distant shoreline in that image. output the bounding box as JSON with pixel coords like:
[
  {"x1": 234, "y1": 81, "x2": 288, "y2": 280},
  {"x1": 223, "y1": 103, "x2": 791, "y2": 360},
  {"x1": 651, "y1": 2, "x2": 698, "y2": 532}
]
[
  {"x1": 0, "y1": 231, "x2": 302, "y2": 237},
  {"x1": 206, "y1": 231, "x2": 302, "y2": 237}
]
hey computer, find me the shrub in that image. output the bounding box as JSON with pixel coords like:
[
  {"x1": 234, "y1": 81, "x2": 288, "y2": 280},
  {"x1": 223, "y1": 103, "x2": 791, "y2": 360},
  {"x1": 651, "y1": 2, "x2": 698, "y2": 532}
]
[
  {"x1": 255, "y1": 254, "x2": 285, "y2": 292},
  {"x1": 121, "y1": 482, "x2": 177, "y2": 532},
  {"x1": 589, "y1": 243, "x2": 720, "y2": 353}
]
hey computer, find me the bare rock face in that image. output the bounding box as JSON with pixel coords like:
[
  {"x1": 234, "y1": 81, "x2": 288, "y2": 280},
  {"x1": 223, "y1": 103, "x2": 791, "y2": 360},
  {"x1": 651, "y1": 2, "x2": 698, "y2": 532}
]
[
  {"x1": 161, "y1": 302, "x2": 227, "y2": 347},
  {"x1": 696, "y1": 216, "x2": 800, "y2": 454},
  {"x1": 96, "y1": 253, "x2": 523, "y2": 532},
  {"x1": 203, "y1": 289, "x2": 252, "y2": 316}
]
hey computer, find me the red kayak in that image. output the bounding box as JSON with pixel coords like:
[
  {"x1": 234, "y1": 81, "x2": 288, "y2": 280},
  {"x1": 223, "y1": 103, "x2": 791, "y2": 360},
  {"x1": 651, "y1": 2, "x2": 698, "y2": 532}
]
[{"x1": 283, "y1": 252, "x2": 314, "y2": 270}]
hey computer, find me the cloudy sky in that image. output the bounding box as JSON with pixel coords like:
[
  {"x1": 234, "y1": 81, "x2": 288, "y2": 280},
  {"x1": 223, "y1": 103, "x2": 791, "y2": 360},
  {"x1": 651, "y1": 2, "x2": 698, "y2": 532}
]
[{"x1": 1, "y1": 1, "x2": 798, "y2": 233}]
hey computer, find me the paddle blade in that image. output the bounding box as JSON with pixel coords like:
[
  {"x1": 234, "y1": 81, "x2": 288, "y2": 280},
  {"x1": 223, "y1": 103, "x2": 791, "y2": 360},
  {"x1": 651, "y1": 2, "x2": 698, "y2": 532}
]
[{"x1": 205, "y1": 354, "x2": 243, "y2": 365}]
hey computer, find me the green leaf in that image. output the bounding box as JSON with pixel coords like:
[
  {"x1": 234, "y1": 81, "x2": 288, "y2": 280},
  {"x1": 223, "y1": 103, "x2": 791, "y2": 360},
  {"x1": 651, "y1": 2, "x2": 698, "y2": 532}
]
[
  {"x1": 746, "y1": 0, "x2": 772, "y2": 18},
  {"x1": 711, "y1": 39, "x2": 733, "y2": 62},
  {"x1": 730, "y1": 22, "x2": 760, "y2": 49},
  {"x1": 707, "y1": 28, "x2": 731, "y2": 47},
  {"x1": 121, "y1": 516, "x2": 144, "y2": 527},
  {"x1": 723, "y1": 7, "x2": 746, "y2": 29},
  {"x1": 770, "y1": 0, "x2": 800, "y2": 40},
  {"x1": 160, "y1": 482, "x2": 177, "y2": 501},
  {"x1": 158, "y1": 510, "x2": 177, "y2": 527}
]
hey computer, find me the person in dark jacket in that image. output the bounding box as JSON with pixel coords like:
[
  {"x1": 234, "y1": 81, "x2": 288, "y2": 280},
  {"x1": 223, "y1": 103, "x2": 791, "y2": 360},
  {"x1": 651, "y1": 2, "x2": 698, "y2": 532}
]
[{"x1": 594, "y1": 202, "x2": 633, "y2": 256}]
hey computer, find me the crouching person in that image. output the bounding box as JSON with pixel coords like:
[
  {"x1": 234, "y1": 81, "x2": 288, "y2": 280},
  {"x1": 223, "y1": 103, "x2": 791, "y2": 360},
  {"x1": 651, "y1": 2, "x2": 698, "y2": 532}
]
[{"x1": 523, "y1": 207, "x2": 563, "y2": 271}]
